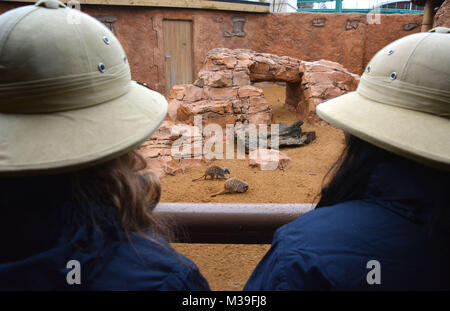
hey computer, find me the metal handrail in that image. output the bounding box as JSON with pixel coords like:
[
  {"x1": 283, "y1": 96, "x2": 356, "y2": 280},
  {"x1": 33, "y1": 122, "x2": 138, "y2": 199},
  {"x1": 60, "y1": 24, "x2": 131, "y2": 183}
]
[{"x1": 154, "y1": 202, "x2": 315, "y2": 244}]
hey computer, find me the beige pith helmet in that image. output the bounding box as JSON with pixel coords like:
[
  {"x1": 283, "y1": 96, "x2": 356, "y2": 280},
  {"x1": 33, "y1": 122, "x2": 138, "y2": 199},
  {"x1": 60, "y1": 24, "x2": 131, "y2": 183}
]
[
  {"x1": 0, "y1": 0, "x2": 168, "y2": 176},
  {"x1": 317, "y1": 28, "x2": 450, "y2": 171}
]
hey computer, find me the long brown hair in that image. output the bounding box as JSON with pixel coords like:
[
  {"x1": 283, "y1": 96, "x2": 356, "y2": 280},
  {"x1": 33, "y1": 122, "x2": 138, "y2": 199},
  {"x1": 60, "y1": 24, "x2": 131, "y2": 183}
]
[
  {"x1": 69, "y1": 150, "x2": 171, "y2": 240},
  {"x1": 315, "y1": 134, "x2": 392, "y2": 208},
  {"x1": 315, "y1": 134, "x2": 450, "y2": 236},
  {"x1": 0, "y1": 150, "x2": 172, "y2": 245}
]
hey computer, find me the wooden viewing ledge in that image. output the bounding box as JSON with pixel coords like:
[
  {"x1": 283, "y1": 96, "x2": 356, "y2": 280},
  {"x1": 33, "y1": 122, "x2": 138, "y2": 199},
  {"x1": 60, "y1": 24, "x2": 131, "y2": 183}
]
[
  {"x1": 1, "y1": 0, "x2": 271, "y2": 13},
  {"x1": 155, "y1": 202, "x2": 316, "y2": 244}
]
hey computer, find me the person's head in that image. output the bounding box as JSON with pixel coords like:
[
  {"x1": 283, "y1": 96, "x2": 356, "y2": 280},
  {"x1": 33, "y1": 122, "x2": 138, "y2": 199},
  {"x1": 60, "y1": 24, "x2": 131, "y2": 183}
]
[
  {"x1": 0, "y1": 1, "x2": 168, "y2": 238},
  {"x1": 316, "y1": 28, "x2": 450, "y2": 213}
]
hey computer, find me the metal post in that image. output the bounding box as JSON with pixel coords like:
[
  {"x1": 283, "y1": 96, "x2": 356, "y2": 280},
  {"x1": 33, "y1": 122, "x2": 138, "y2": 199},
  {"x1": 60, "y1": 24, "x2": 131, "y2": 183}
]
[{"x1": 336, "y1": 0, "x2": 343, "y2": 12}]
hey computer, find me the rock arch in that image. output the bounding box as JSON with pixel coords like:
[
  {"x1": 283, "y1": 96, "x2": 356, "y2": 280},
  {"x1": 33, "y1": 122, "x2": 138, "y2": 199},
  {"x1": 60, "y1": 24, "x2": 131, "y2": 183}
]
[{"x1": 167, "y1": 48, "x2": 359, "y2": 126}]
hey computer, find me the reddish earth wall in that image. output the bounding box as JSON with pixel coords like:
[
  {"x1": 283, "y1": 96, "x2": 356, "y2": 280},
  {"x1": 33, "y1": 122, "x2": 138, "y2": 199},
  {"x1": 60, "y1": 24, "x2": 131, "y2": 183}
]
[{"x1": 0, "y1": 2, "x2": 423, "y2": 94}]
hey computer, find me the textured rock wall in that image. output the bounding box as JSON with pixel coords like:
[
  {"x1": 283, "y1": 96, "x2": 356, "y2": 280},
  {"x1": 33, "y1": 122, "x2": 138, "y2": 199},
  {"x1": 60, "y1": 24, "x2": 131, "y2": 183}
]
[
  {"x1": 298, "y1": 59, "x2": 360, "y2": 123},
  {"x1": 138, "y1": 121, "x2": 205, "y2": 177},
  {"x1": 435, "y1": 0, "x2": 450, "y2": 27},
  {"x1": 0, "y1": 3, "x2": 423, "y2": 94}
]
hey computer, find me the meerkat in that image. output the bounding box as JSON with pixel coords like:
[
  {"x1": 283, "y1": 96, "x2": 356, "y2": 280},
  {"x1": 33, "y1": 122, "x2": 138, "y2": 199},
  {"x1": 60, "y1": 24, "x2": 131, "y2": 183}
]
[
  {"x1": 211, "y1": 177, "x2": 249, "y2": 197},
  {"x1": 192, "y1": 165, "x2": 231, "y2": 182}
]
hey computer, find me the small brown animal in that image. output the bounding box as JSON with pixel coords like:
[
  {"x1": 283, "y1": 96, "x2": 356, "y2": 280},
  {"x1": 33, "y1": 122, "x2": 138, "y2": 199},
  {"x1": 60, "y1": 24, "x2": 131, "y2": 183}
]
[
  {"x1": 211, "y1": 177, "x2": 249, "y2": 197},
  {"x1": 192, "y1": 165, "x2": 231, "y2": 181}
]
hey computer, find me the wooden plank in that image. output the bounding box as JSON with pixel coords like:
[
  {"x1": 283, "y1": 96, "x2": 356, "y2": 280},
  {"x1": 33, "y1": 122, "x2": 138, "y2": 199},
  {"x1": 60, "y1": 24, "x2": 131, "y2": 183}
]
[
  {"x1": 1, "y1": 0, "x2": 270, "y2": 13},
  {"x1": 163, "y1": 20, "x2": 194, "y2": 94}
]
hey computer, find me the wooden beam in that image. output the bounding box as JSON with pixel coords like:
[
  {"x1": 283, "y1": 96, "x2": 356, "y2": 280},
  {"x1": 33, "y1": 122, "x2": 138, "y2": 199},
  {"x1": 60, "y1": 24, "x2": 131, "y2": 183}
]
[{"x1": 0, "y1": 0, "x2": 270, "y2": 13}]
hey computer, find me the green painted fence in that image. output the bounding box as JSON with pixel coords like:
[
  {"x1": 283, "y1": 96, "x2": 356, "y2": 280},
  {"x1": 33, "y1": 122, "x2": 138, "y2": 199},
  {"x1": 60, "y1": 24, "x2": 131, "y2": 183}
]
[{"x1": 297, "y1": 0, "x2": 424, "y2": 13}]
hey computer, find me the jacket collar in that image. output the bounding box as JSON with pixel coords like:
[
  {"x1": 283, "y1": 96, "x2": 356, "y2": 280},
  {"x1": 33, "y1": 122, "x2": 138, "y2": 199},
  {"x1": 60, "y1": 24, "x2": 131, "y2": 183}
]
[{"x1": 363, "y1": 159, "x2": 448, "y2": 223}]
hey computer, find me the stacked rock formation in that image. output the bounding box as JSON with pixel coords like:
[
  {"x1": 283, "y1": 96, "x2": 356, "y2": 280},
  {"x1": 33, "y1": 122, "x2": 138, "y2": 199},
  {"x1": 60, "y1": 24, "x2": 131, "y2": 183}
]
[
  {"x1": 434, "y1": 0, "x2": 450, "y2": 28},
  {"x1": 167, "y1": 48, "x2": 299, "y2": 127},
  {"x1": 168, "y1": 83, "x2": 271, "y2": 127},
  {"x1": 297, "y1": 59, "x2": 360, "y2": 123},
  {"x1": 141, "y1": 48, "x2": 360, "y2": 176},
  {"x1": 138, "y1": 121, "x2": 204, "y2": 177},
  {"x1": 167, "y1": 48, "x2": 359, "y2": 127}
]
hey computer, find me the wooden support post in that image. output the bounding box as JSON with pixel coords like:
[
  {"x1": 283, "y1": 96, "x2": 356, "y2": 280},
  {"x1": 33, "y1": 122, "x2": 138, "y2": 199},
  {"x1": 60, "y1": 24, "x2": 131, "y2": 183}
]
[{"x1": 421, "y1": 0, "x2": 435, "y2": 32}]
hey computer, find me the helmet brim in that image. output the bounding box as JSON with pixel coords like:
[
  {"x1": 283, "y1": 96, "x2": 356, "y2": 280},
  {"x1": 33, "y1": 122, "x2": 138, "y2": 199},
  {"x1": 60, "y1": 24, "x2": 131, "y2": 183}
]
[{"x1": 0, "y1": 81, "x2": 168, "y2": 176}]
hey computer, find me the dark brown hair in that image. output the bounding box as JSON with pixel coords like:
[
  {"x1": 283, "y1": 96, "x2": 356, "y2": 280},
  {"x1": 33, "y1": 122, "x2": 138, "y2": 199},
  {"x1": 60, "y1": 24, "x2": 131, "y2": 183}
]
[
  {"x1": 69, "y1": 150, "x2": 171, "y2": 240},
  {"x1": 315, "y1": 134, "x2": 450, "y2": 235},
  {"x1": 0, "y1": 150, "x2": 172, "y2": 245},
  {"x1": 315, "y1": 134, "x2": 392, "y2": 208}
]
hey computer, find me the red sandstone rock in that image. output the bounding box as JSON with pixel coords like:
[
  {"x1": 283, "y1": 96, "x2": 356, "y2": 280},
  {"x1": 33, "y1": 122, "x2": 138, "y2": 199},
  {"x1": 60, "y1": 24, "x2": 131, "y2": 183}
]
[
  {"x1": 238, "y1": 85, "x2": 264, "y2": 98},
  {"x1": 236, "y1": 58, "x2": 254, "y2": 70},
  {"x1": 223, "y1": 56, "x2": 238, "y2": 69},
  {"x1": 138, "y1": 121, "x2": 205, "y2": 177},
  {"x1": 299, "y1": 59, "x2": 360, "y2": 123},
  {"x1": 247, "y1": 111, "x2": 272, "y2": 125},
  {"x1": 177, "y1": 100, "x2": 236, "y2": 127},
  {"x1": 248, "y1": 148, "x2": 292, "y2": 171},
  {"x1": 183, "y1": 85, "x2": 204, "y2": 101},
  {"x1": 232, "y1": 70, "x2": 251, "y2": 86},
  {"x1": 435, "y1": 0, "x2": 450, "y2": 27},
  {"x1": 195, "y1": 70, "x2": 233, "y2": 88},
  {"x1": 248, "y1": 96, "x2": 269, "y2": 113},
  {"x1": 169, "y1": 49, "x2": 358, "y2": 126},
  {"x1": 168, "y1": 84, "x2": 203, "y2": 102},
  {"x1": 167, "y1": 99, "x2": 182, "y2": 122},
  {"x1": 149, "y1": 121, "x2": 179, "y2": 141},
  {"x1": 204, "y1": 86, "x2": 239, "y2": 100},
  {"x1": 248, "y1": 52, "x2": 302, "y2": 83},
  {"x1": 169, "y1": 85, "x2": 186, "y2": 100}
]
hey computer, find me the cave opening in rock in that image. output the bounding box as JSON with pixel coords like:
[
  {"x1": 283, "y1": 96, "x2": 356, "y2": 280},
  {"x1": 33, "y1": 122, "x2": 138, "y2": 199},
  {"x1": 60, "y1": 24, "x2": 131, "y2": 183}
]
[{"x1": 252, "y1": 81, "x2": 302, "y2": 125}]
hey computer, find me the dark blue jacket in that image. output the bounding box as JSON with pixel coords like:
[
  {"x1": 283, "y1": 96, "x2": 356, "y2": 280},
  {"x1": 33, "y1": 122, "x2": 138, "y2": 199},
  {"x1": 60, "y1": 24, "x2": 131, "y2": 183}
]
[
  {"x1": 0, "y1": 201, "x2": 210, "y2": 291},
  {"x1": 245, "y1": 160, "x2": 450, "y2": 290}
]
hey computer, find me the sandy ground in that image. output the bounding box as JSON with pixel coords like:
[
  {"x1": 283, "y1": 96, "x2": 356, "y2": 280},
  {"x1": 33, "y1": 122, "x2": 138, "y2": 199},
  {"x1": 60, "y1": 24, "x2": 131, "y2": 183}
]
[{"x1": 165, "y1": 85, "x2": 345, "y2": 291}]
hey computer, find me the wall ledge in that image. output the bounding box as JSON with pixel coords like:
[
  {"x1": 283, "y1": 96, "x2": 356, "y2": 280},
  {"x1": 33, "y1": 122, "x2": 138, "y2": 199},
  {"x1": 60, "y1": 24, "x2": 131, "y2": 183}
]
[{"x1": 0, "y1": 0, "x2": 271, "y2": 13}]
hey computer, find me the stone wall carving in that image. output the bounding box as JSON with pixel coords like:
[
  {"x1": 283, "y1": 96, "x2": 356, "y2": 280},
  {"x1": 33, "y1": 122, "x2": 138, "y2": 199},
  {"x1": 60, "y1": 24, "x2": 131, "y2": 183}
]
[
  {"x1": 95, "y1": 16, "x2": 118, "y2": 34},
  {"x1": 224, "y1": 17, "x2": 246, "y2": 37},
  {"x1": 312, "y1": 18, "x2": 326, "y2": 27}
]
